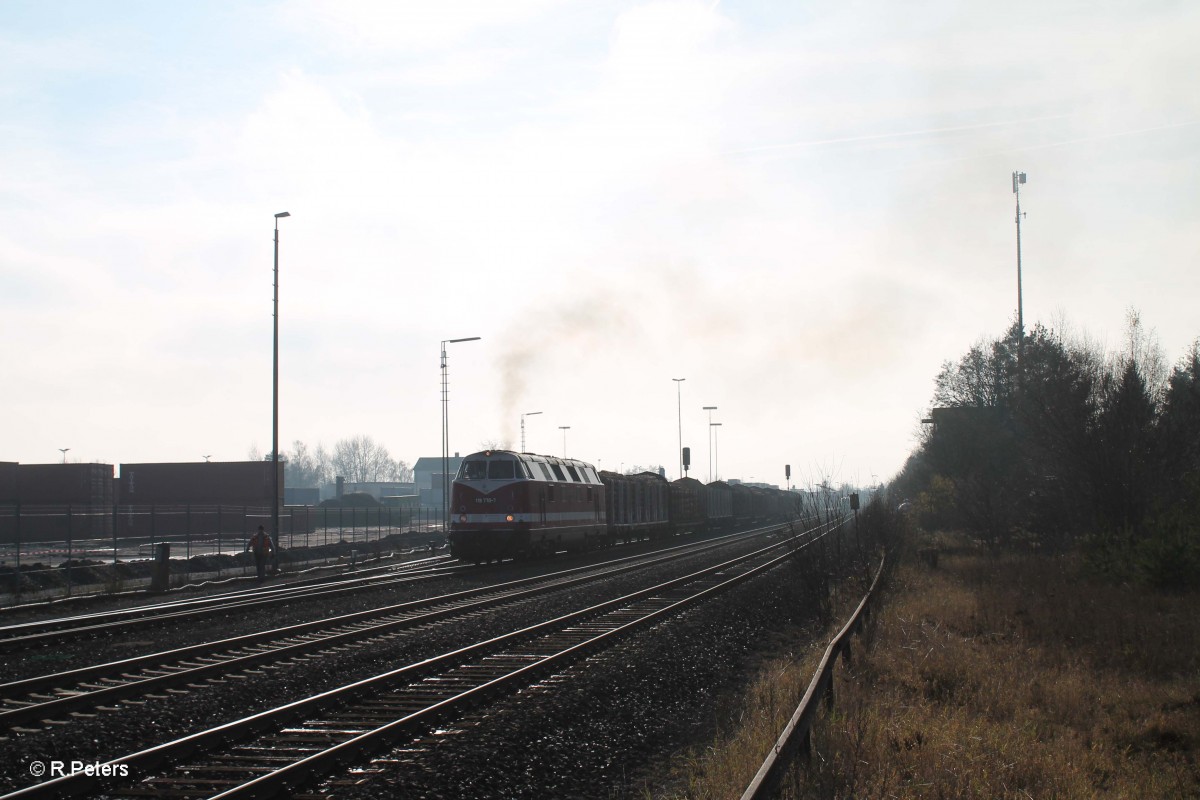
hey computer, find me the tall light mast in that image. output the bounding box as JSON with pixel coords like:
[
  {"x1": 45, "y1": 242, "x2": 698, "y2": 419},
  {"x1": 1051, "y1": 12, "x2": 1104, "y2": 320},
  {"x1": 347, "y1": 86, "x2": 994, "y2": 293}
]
[{"x1": 1013, "y1": 171, "x2": 1027, "y2": 364}]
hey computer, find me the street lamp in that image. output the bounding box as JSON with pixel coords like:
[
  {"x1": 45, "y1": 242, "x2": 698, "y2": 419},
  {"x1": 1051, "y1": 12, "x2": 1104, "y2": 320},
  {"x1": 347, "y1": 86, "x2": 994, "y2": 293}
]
[
  {"x1": 203, "y1": 455, "x2": 212, "y2": 463},
  {"x1": 271, "y1": 210, "x2": 290, "y2": 546},
  {"x1": 441, "y1": 336, "x2": 481, "y2": 530},
  {"x1": 521, "y1": 411, "x2": 542, "y2": 453},
  {"x1": 710, "y1": 423, "x2": 722, "y2": 481},
  {"x1": 58, "y1": 448, "x2": 70, "y2": 464},
  {"x1": 558, "y1": 426, "x2": 570, "y2": 457},
  {"x1": 702, "y1": 406, "x2": 718, "y2": 482},
  {"x1": 672, "y1": 378, "x2": 685, "y2": 479}
]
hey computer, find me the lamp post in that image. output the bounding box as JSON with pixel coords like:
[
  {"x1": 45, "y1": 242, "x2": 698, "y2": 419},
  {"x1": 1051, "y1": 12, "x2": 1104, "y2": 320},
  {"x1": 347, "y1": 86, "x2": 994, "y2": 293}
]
[
  {"x1": 58, "y1": 448, "x2": 70, "y2": 464},
  {"x1": 441, "y1": 336, "x2": 481, "y2": 530},
  {"x1": 558, "y1": 426, "x2": 570, "y2": 457},
  {"x1": 702, "y1": 405, "x2": 717, "y2": 482},
  {"x1": 710, "y1": 422, "x2": 722, "y2": 480},
  {"x1": 272, "y1": 211, "x2": 290, "y2": 546},
  {"x1": 672, "y1": 378, "x2": 685, "y2": 479},
  {"x1": 521, "y1": 411, "x2": 542, "y2": 453},
  {"x1": 203, "y1": 455, "x2": 212, "y2": 463}
]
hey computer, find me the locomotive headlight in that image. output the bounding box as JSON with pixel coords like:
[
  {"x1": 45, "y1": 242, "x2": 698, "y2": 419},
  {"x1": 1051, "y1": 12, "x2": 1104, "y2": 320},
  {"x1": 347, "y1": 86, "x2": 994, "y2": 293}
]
[
  {"x1": 506, "y1": 514, "x2": 514, "y2": 522},
  {"x1": 459, "y1": 514, "x2": 467, "y2": 523}
]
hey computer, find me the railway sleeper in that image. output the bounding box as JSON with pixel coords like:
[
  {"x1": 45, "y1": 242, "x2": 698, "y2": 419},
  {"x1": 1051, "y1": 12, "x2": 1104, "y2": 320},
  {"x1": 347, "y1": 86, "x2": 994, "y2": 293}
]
[
  {"x1": 377, "y1": 691, "x2": 453, "y2": 702},
  {"x1": 18, "y1": 531, "x2": 801, "y2": 798},
  {"x1": 284, "y1": 725, "x2": 374, "y2": 735},
  {"x1": 326, "y1": 712, "x2": 415, "y2": 723},
  {"x1": 230, "y1": 744, "x2": 323, "y2": 755},
  {"x1": 145, "y1": 776, "x2": 248, "y2": 787},
  {"x1": 271, "y1": 734, "x2": 355, "y2": 744},
  {"x1": 171, "y1": 765, "x2": 279, "y2": 774}
]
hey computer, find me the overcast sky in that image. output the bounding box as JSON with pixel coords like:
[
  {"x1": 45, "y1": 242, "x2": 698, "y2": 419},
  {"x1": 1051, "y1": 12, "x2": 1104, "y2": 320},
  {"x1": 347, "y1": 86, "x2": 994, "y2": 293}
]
[{"x1": 2, "y1": 0, "x2": 1197, "y2": 488}]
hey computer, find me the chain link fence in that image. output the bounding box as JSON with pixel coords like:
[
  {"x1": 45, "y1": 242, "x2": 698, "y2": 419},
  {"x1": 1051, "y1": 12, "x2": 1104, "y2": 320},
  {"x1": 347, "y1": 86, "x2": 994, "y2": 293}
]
[{"x1": 0, "y1": 503, "x2": 447, "y2": 604}]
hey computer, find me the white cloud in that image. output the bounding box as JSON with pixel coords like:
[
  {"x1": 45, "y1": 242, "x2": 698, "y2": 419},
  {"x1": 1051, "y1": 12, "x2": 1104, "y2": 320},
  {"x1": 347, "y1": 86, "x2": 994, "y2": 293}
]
[
  {"x1": 281, "y1": 0, "x2": 562, "y2": 54},
  {"x1": 1, "y1": 0, "x2": 1197, "y2": 481}
]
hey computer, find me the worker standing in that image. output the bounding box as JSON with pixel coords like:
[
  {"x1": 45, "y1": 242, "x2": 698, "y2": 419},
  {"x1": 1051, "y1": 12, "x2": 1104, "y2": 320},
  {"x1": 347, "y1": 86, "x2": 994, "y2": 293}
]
[{"x1": 247, "y1": 525, "x2": 274, "y2": 581}]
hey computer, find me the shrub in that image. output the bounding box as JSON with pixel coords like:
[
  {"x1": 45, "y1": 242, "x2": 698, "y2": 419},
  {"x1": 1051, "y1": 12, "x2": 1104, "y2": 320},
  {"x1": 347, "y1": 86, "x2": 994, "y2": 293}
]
[
  {"x1": 1136, "y1": 514, "x2": 1200, "y2": 591},
  {"x1": 1085, "y1": 514, "x2": 1200, "y2": 591}
]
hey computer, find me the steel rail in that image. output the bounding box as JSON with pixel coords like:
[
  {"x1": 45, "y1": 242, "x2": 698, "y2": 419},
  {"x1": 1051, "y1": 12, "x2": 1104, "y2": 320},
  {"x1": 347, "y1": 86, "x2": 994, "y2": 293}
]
[
  {"x1": 1, "y1": 519, "x2": 776, "y2": 647},
  {"x1": 0, "y1": 559, "x2": 469, "y2": 652},
  {"x1": 0, "y1": 523, "x2": 799, "y2": 729},
  {"x1": 214, "y1": 529, "x2": 827, "y2": 800},
  {"x1": 0, "y1": 555, "x2": 455, "y2": 638},
  {"x1": 232, "y1": 516, "x2": 846, "y2": 798},
  {"x1": 3, "y1": 518, "x2": 840, "y2": 799},
  {"x1": 0, "y1": 555, "x2": 458, "y2": 636}
]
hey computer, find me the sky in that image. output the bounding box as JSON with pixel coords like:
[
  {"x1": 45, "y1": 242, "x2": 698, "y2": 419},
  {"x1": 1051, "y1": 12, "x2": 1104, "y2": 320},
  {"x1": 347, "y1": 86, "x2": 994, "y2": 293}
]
[{"x1": 2, "y1": 0, "x2": 1197, "y2": 489}]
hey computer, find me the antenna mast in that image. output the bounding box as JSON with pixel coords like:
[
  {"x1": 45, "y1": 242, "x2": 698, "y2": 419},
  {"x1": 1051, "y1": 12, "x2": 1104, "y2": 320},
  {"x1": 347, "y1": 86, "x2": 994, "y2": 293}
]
[{"x1": 1012, "y1": 171, "x2": 1027, "y2": 364}]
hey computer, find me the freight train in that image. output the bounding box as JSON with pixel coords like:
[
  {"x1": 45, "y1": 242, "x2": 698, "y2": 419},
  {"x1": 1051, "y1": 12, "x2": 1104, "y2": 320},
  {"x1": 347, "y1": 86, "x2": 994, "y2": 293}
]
[{"x1": 448, "y1": 449, "x2": 797, "y2": 563}]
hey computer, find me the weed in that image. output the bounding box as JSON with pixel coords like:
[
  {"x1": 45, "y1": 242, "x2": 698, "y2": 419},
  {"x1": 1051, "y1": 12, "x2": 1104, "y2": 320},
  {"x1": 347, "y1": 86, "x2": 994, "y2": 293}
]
[{"x1": 657, "y1": 540, "x2": 1200, "y2": 799}]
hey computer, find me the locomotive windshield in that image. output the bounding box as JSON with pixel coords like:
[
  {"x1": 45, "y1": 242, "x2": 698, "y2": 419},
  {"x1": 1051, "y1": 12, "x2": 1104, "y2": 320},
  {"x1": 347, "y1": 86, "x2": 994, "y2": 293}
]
[
  {"x1": 488, "y1": 461, "x2": 515, "y2": 480},
  {"x1": 459, "y1": 458, "x2": 517, "y2": 481},
  {"x1": 460, "y1": 460, "x2": 488, "y2": 480}
]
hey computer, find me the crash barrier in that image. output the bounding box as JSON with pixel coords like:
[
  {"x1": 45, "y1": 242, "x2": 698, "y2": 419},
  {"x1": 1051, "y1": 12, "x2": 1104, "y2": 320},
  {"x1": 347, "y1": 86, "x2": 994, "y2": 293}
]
[{"x1": 740, "y1": 554, "x2": 887, "y2": 800}]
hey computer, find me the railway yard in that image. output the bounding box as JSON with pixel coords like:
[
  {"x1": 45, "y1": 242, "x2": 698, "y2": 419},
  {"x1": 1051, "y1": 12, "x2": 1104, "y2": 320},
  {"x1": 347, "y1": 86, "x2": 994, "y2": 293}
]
[{"x1": 0, "y1": 518, "x2": 865, "y2": 799}]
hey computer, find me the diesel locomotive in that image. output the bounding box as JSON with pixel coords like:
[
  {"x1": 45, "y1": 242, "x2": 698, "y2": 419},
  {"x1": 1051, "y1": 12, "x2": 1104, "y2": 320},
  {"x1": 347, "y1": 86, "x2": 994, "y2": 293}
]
[{"x1": 448, "y1": 449, "x2": 795, "y2": 563}]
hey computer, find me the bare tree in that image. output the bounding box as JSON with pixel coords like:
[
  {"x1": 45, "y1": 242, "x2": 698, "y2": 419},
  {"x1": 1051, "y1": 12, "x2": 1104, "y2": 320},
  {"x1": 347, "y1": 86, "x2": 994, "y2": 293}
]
[
  {"x1": 286, "y1": 440, "x2": 333, "y2": 488},
  {"x1": 932, "y1": 324, "x2": 1018, "y2": 409},
  {"x1": 315, "y1": 443, "x2": 333, "y2": 484},
  {"x1": 1120, "y1": 308, "x2": 1168, "y2": 407},
  {"x1": 332, "y1": 435, "x2": 396, "y2": 483}
]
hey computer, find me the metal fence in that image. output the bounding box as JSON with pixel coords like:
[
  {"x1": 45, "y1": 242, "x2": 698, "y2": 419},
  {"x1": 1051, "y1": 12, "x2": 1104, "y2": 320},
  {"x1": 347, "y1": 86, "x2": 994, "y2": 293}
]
[{"x1": 0, "y1": 503, "x2": 447, "y2": 603}]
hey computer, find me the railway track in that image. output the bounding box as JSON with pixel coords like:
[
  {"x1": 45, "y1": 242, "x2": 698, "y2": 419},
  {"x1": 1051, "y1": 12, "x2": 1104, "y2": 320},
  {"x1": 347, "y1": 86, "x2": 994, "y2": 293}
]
[
  {"x1": 4, "y1": 519, "x2": 836, "y2": 799},
  {"x1": 0, "y1": 555, "x2": 467, "y2": 652},
  {"x1": 0, "y1": 525, "x2": 796, "y2": 734}
]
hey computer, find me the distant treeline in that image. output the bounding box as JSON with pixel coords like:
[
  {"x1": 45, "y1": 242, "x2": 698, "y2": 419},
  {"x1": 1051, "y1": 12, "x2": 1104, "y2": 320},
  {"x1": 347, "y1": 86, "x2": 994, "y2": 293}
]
[
  {"x1": 250, "y1": 435, "x2": 414, "y2": 487},
  {"x1": 892, "y1": 311, "x2": 1199, "y2": 588}
]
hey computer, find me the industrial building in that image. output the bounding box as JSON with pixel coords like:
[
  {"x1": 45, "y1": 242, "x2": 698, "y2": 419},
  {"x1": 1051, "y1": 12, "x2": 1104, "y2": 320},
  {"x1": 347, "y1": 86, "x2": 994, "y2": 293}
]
[{"x1": 413, "y1": 454, "x2": 463, "y2": 511}]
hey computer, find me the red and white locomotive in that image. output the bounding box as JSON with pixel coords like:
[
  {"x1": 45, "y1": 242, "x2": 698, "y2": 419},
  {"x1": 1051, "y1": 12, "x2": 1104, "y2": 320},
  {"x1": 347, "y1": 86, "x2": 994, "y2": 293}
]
[
  {"x1": 449, "y1": 449, "x2": 799, "y2": 563},
  {"x1": 449, "y1": 450, "x2": 608, "y2": 562}
]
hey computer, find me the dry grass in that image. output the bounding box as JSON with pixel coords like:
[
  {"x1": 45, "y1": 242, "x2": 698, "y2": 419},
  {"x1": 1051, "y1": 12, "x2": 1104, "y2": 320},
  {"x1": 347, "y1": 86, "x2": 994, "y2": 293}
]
[
  {"x1": 656, "y1": 540, "x2": 1200, "y2": 799},
  {"x1": 650, "y1": 571, "x2": 872, "y2": 800}
]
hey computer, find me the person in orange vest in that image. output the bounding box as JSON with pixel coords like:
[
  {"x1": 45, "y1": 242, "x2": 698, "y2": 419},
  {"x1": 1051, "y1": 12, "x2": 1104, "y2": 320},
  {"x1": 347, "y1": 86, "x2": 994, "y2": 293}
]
[{"x1": 247, "y1": 525, "x2": 274, "y2": 581}]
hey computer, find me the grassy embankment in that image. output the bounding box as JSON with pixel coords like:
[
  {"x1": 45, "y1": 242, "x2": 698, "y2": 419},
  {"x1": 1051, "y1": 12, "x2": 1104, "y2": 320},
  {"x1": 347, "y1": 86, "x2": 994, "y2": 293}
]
[{"x1": 657, "y1": 535, "x2": 1199, "y2": 799}]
